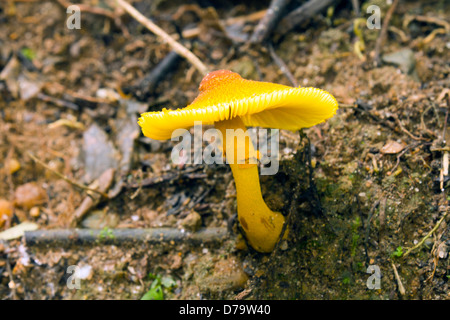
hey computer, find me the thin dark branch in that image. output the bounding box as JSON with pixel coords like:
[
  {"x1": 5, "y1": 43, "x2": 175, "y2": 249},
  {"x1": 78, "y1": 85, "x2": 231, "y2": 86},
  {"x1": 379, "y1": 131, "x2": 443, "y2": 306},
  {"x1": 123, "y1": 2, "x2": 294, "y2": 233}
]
[
  {"x1": 250, "y1": 0, "x2": 291, "y2": 44},
  {"x1": 276, "y1": 0, "x2": 338, "y2": 36},
  {"x1": 351, "y1": 0, "x2": 360, "y2": 16},
  {"x1": 388, "y1": 141, "x2": 431, "y2": 175},
  {"x1": 373, "y1": 0, "x2": 400, "y2": 66},
  {"x1": 442, "y1": 106, "x2": 448, "y2": 145},
  {"x1": 268, "y1": 43, "x2": 298, "y2": 87},
  {"x1": 24, "y1": 227, "x2": 229, "y2": 246},
  {"x1": 131, "y1": 50, "x2": 181, "y2": 99}
]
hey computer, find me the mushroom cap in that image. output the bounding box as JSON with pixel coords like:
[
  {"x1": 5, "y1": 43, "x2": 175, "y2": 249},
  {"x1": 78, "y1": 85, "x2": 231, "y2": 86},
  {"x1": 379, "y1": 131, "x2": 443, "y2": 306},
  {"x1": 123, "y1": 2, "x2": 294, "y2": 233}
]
[{"x1": 139, "y1": 70, "x2": 338, "y2": 140}]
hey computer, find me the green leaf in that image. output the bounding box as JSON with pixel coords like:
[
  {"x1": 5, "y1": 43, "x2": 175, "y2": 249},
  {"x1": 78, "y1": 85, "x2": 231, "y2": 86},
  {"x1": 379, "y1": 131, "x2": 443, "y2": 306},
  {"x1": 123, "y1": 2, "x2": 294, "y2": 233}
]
[
  {"x1": 148, "y1": 273, "x2": 158, "y2": 280},
  {"x1": 141, "y1": 279, "x2": 164, "y2": 300},
  {"x1": 99, "y1": 227, "x2": 114, "y2": 240},
  {"x1": 20, "y1": 47, "x2": 36, "y2": 60},
  {"x1": 391, "y1": 246, "x2": 403, "y2": 258}
]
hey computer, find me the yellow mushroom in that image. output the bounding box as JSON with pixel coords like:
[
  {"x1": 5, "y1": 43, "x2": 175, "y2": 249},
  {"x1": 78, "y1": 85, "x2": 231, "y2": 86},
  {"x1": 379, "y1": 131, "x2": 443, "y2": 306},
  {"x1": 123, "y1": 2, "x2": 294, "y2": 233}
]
[{"x1": 138, "y1": 70, "x2": 338, "y2": 252}]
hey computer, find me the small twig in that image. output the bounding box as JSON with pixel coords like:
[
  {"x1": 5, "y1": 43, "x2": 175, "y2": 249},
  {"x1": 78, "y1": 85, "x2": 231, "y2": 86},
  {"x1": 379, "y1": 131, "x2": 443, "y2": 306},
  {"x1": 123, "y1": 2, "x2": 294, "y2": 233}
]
[
  {"x1": 5, "y1": 147, "x2": 16, "y2": 202},
  {"x1": 249, "y1": 0, "x2": 290, "y2": 44},
  {"x1": 56, "y1": 0, "x2": 129, "y2": 37},
  {"x1": 387, "y1": 142, "x2": 430, "y2": 175},
  {"x1": 441, "y1": 151, "x2": 449, "y2": 191},
  {"x1": 57, "y1": 0, "x2": 116, "y2": 20},
  {"x1": 27, "y1": 152, "x2": 108, "y2": 198},
  {"x1": 305, "y1": 133, "x2": 324, "y2": 216},
  {"x1": 364, "y1": 200, "x2": 381, "y2": 263},
  {"x1": 127, "y1": 167, "x2": 207, "y2": 189},
  {"x1": 351, "y1": 0, "x2": 360, "y2": 16},
  {"x1": 116, "y1": 0, "x2": 209, "y2": 76},
  {"x1": 403, "y1": 15, "x2": 450, "y2": 33},
  {"x1": 134, "y1": 50, "x2": 182, "y2": 98},
  {"x1": 71, "y1": 168, "x2": 115, "y2": 227},
  {"x1": 392, "y1": 114, "x2": 428, "y2": 141},
  {"x1": 170, "y1": 10, "x2": 268, "y2": 41},
  {"x1": 270, "y1": 133, "x2": 312, "y2": 255},
  {"x1": 339, "y1": 103, "x2": 356, "y2": 108},
  {"x1": 24, "y1": 227, "x2": 228, "y2": 246},
  {"x1": 388, "y1": 26, "x2": 409, "y2": 43},
  {"x1": 391, "y1": 261, "x2": 406, "y2": 296},
  {"x1": 226, "y1": 10, "x2": 268, "y2": 26},
  {"x1": 268, "y1": 43, "x2": 298, "y2": 87},
  {"x1": 442, "y1": 107, "x2": 448, "y2": 145},
  {"x1": 373, "y1": 0, "x2": 400, "y2": 66},
  {"x1": 387, "y1": 144, "x2": 410, "y2": 175},
  {"x1": 5, "y1": 251, "x2": 17, "y2": 300},
  {"x1": 271, "y1": 184, "x2": 296, "y2": 256},
  {"x1": 234, "y1": 288, "x2": 252, "y2": 300},
  {"x1": 403, "y1": 209, "x2": 449, "y2": 257},
  {"x1": 36, "y1": 92, "x2": 79, "y2": 111},
  {"x1": 425, "y1": 236, "x2": 440, "y2": 282},
  {"x1": 276, "y1": 0, "x2": 337, "y2": 36},
  {"x1": 46, "y1": 83, "x2": 111, "y2": 105},
  {"x1": 420, "y1": 105, "x2": 438, "y2": 138}
]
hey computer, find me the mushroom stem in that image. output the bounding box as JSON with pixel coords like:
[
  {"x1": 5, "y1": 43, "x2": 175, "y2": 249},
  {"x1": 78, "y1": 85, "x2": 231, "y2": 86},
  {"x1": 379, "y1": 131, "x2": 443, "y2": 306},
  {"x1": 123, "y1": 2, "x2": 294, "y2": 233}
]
[{"x1": 215, "y1": 117, "x2": 286, "y2": 252}]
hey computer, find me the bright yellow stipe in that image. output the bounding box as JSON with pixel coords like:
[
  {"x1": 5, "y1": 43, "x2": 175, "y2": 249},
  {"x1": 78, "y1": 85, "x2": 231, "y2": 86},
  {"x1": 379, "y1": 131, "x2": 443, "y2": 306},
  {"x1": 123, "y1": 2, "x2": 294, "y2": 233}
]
[
  {"x1": 138, "y1": 70, "x2": 338, "y2": 140},
  {"x1": 215, "y1": 117, "x2": 285, "y2": 252}
]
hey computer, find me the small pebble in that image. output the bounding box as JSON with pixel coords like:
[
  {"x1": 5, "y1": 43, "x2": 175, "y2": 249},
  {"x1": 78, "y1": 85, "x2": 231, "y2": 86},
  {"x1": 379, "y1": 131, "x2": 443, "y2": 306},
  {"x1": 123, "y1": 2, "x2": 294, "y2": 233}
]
[
  {"x1": 29, "y1": 206, "x2": 40, "y2": 218},
  {"x1": 179, "y1": 210, "x2": 202, "y2": 232},
  {"x1": 14, "y1": 182, "x2": 46, "y2": 209},
  {"x1": 81, "y1": 210, "x2": 119, "y2": 229},
  {"x1": 279, "y1": 240, "x2": 289, "y2": 251},
  {"x1": 75, "y1": 265, "x2": 93, "y2": 280},
  {"x1": 234, "y1": 236, "x2": 248, "y2": 251},
  {"x1": 5, "y1": 158, "x2": 20, "y2": 174},
  {"x1": 437, "y1": 245, "x2": 448, "y2": 259},
  {"x1": 8, "y1": 281, "x2": 16, "y2": 289}
]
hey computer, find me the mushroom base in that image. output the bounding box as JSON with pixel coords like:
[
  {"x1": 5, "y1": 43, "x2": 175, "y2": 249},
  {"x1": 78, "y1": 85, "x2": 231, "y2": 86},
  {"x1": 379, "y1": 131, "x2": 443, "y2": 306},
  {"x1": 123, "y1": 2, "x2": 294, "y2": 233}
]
[{"x1": 215, "y1": 117, "x2": 286, "y2": 252}]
